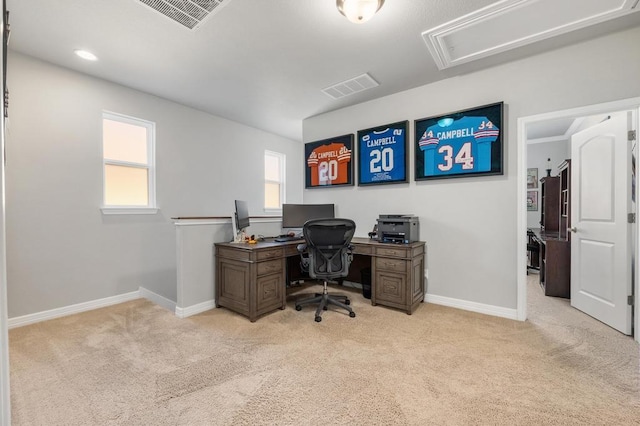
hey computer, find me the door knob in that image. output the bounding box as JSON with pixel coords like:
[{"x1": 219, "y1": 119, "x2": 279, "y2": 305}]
[{"x1": 569, "y1": 227, "x2": 577, "y2": 233}]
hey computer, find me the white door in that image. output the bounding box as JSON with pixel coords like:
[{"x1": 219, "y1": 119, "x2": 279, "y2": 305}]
[{"x1": 570, "y1": 112, "x2": 633, "y2": 334}]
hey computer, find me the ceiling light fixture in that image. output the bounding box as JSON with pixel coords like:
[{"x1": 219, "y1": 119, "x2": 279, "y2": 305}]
[
  {"x1": 336, "y1": 0, "x2": 385, "y2": 24},
  {"x1": 74, "y1": 49, "x2": 98, "y2": 61}
]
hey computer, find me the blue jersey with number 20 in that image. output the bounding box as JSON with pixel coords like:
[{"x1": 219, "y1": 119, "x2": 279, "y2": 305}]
[{"x1": 360, "y1": 127, "x2": 405, "y2": 183}]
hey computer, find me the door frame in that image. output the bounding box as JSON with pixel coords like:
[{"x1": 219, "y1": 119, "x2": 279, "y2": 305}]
[{"x1": 517, "y1": 97, "x2": 640, "y2": 343}]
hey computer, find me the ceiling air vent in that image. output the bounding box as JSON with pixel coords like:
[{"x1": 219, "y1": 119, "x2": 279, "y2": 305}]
[
  {"x1": 322, "y1": 73, "x2": 379, "y2": 100},
  {"x1": 138, "y1": 0, "x2": 231, "y2": 30}
]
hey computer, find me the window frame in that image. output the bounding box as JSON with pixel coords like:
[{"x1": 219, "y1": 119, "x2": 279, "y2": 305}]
[
  {"x1": 264, "y1": 150, "x2": 285, "y2": 213},
  {"x1": 100, "y1": 111, "x2": 158, "y2": 215}
]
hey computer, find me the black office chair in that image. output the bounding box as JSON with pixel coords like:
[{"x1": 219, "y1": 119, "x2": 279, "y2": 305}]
[
  {"x1": 295, "y1": 218, "x2": 357, "y2": 322},
  {"x1": 526, "y1": 229, "x2": 540, "y2": 274}
]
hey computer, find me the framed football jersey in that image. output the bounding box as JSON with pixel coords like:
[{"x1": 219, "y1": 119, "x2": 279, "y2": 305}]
[
  {"x1": 305, "y1": 134, "x2": 354, "y2": 188},
  {"x1": 357, "y1": 121, "x2": 408, "y2": 186},
  {"x1": 415, "y1": 102, "x2": 504, "y2": 181}
]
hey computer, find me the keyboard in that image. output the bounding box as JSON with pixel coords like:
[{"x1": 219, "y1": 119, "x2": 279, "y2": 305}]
[{"x1": 274, "y1": 236, "x2": 304, "y2": 242}]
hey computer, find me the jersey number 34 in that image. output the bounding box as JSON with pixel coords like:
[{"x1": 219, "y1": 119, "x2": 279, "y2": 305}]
[{"x1": 437, "y1": 142, "x2": 474, "y2": 171}]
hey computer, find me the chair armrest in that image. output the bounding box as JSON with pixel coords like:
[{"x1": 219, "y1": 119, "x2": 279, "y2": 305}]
[{"x1": 297, "y1": 243, "x2": 307, "y2": 253}]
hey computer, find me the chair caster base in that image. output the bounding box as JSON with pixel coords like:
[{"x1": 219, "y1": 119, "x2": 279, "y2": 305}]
[
  {"x1": 349, "y1": 312, "x2": 356, "y2": 318},
  {"x1": 315, "y1": 316, "x2": 322, "y2": 322},
  {"x1": 295, "y1": 305, "x2": 302, "y2": 311}
]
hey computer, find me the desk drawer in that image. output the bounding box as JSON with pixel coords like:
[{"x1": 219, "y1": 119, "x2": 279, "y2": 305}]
[
  {"x1": 375, "y1": 257, "x2": 406, "y2": 273},
  {"x1": 375, "y1": 246, "x2": 408, "y2": 259},
  {"x1": 352, "y1": 244, "x2": 373, "y2": 255},
  {"x1": 257, "y1": 248, "x2": 284, "y2": 261},
  {"x1": 217, "y1": 246, "x2": 251, "y2": 262},
  {"x1": 257, "y1": 259, "x2": 283, "y2": 276}
]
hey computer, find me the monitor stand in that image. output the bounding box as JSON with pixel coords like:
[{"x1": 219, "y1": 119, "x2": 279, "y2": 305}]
[{"x1": 230, "y1": 213, "x2": 245, "y2": 242}]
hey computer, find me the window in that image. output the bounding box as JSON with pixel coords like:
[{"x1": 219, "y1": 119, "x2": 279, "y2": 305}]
[
  {"x1": 264, "y1": 150, "x2": 285, "y2": 211},
  {"x1": 101, "y1": 112, "x2": 157, "y2": 214}
]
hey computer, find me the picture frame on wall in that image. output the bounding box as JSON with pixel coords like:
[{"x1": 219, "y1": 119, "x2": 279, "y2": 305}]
[
  {"x1": 527, "y1": 168, "x2": 538, "y2": 189},
  {"x1": 357, "y1": 120, "x2": 408, "y2": 186},
  {"x1": 304, "y1": 134, "x2": 354, "y2": 188},
  {"x1": 414, "y1": 102, "x2": 504, "y2": 181},
  {"x1": 527, "y1": 190, "x2": 538, "y2": 211}
]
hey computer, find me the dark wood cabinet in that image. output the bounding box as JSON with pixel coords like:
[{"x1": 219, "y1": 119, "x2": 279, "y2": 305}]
[
  {"x1": 215, "y1": 244, "x2": 287, "y2": 322},
  {"x1": 540, "y1": 176, "x2": 560, "y2": 232},
  {"x1": 370, "y1": 243, "x2": 425, "y2": 315},
  {"x1": 538, "y1": 235, "x2": 570, "y2": 298},
  {"x1": 559, "y1": 160, "x2": 571, "y2": 240},
  {"x1": 534, "y1": 159, "x2": 571, "y2": 298}
]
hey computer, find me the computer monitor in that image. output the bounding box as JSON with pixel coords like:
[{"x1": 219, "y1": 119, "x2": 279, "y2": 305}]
[
  {"x1": 281, "y1": 203, "x2": 335, "y2": 230},
  {"x1": 232, "y1": 200, "x2": 250, "y2": 242}
]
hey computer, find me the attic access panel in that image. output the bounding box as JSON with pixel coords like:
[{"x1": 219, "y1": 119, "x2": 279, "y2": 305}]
[{"x1": 422, "y1": 0, "x2": 639, "y2": 69}]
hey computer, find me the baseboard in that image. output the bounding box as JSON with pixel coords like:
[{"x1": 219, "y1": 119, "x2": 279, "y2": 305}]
[
  {"x1": 175, "y1": 300, "x2": 216, "y2": 318},
  {"x1": 425, "y1": 293, "x2": 519, "y2": 321},
  {"x1": 8, "y1": 290, "x2": 141, "y2": 329},
  {"x1": 139, "y1": 287, "x2": 177, "y2": 312}
]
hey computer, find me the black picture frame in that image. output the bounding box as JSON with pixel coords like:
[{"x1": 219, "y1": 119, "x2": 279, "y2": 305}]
[
  {"x1": 527, "y1": 190, "x2": 538, "y2": 211},
  {"x1": 357, "y1": 120, "x2": 408, "y2": 186},
  {"x1": 304, "y1": 134, "x2": 354, "y2": 188},
  {"x1": 414, "y1": 102, "x2": 504, "y2": 181}
]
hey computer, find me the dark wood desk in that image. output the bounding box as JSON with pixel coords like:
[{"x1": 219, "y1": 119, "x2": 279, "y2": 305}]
[
  {"x1": 529, "y1": 228, "x2": 570, "y2": 298},
  {"x1": 214, "y1": 237, "x2": 426, "y2": 321}
]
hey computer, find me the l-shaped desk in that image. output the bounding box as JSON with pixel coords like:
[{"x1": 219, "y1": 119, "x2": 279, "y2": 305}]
[{"x1": 215, "y1": 237, "x2": 426, "y2": 322}]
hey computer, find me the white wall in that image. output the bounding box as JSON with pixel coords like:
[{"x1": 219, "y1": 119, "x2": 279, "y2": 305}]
[
  {"x1": 0, "y1": 3, "x2": 11, "y2": 422},
  {"x1": 5, "y1": 52, "x2": 303, "y2": 318},
  {"x1": 526, "y1": 140, "x2": 569, "y2": 228},
  {"x1": 303, "y1": 26, "x2": 640, "y2": 311}
]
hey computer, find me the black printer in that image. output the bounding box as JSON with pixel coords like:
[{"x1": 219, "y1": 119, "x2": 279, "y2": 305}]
[{"x1": 376, "y1": 215, "x2": 419, "y2": 244}]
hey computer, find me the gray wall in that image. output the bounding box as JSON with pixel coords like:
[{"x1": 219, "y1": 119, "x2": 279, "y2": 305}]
[
  {"x1": 526, "y1": 141, "x2": 569, "y2": 228},
  {"x1": 303, "y1": 26, "x2": 640, "y2": 310},
  {"x1": 6, "y1": 52, "x2": 303, "y2": 318},
  {"x1": 0, "y1": 5, "x2": 11, "y2": 422}
]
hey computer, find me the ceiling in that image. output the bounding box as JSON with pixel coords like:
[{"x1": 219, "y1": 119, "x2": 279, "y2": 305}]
[
  {"x1": 526, "y1": 115, "x2": 609, "y2": 144},
  {"x1": 6, "y1": 0, "x2": 640, "y2": 141}
]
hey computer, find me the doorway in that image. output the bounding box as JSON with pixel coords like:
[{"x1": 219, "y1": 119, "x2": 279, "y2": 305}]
[{"x1": 517, "y1": 97, "x2": 640, "y2": 343}]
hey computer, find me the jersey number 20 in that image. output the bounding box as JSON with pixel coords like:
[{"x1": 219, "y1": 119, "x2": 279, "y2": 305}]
[
  {"x1": 370, "y1": 147, "x2": 394, "y2": 173},
  {"x1": 319, "y1": 160, "x2": 338, "y2": 182}
]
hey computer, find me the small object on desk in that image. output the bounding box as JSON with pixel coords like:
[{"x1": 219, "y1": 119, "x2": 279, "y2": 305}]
[
  {"x1": 377, "y1": 214, "x2": 419, "y2": 244},
  {"x1": 368, "y1": 224, "x2": 378, "y2": 240},
  {"x1": 275, "y1": 235, "x2": 303, "y2": 242}
]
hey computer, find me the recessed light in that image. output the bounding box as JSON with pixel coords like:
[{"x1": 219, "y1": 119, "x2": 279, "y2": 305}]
[{"x1": 74, "y1": 49, "x2": 98, "y2": 61}]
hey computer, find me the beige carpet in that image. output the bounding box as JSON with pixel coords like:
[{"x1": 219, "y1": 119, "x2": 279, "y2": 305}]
[{"x1": 8, "y1": 275, "x2": 640, "y2": 425}]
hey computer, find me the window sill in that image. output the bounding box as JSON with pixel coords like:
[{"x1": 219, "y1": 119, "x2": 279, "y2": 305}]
[
  {"x1": 263, "y1": 208, "x2": 282, "y2": 215},
  {"x1": 100, "y1": 207, "x2": 159, "y2": 215}
]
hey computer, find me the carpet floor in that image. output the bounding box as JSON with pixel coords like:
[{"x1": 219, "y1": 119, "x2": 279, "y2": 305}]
[{"x1": 8, "y1": 274, "x2": 640, "y2": 425}]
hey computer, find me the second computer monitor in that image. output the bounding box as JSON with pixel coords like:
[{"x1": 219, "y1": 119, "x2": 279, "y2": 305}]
[{"x1": 281, "y1": 203, "x2": 335, "y2": 229}]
